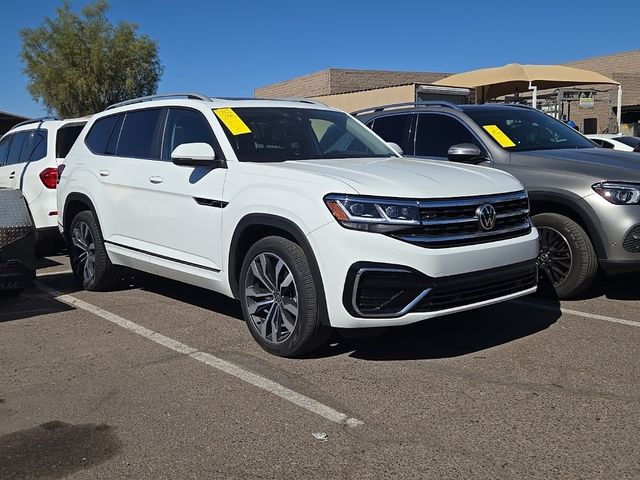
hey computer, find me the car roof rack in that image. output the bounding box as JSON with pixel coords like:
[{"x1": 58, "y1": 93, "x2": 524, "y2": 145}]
[
  {"x1": 105, "y1": 92, "x2": 212, "y2": 110},
  {"x1": 11, "y1": 116, "x2": 61, "y2": 129},
  {"x1": 351, "y1": 101, "x2": 463, "y2": 116},
  {"x1": 214, "y1": 96, "x2": 327, "y2": 106}
]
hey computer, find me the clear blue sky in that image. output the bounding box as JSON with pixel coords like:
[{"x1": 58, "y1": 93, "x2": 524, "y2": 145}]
[{"x1": 1, "y1": 0, "x2": 638, "y2": 117}]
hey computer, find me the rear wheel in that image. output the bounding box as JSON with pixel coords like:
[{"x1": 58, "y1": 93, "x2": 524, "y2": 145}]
[
  {"x1": 533, "y1": 213, "x2": 598, "y2": 299},
  {"x1": 69, "y1": 211, "x2": 122, "y2": 291},
  {"x1": 239, "y1": 236, "x2": 331, "y2": 357}
]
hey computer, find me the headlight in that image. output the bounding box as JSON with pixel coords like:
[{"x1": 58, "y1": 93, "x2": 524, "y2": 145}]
[
  {"x1": 324, "y1": 194, "x2": 421, "y2": 232},
  {"x1": 592, "y1": 182, "x2": 640, "y2": 205}
]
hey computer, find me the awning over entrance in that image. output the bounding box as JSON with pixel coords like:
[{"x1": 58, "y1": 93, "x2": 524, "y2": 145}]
[
  {"x1": 433, "y1": 64, "x2": 622, "y2": 130},
  {"x1": 0, "y1": 111, "x2": 30, "y2": 136}
]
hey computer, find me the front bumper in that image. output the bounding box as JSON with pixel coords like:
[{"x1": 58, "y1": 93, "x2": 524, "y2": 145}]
[
  {"x1": 584, "y1": 195, "x2": 640, "y2": 274},
  {"x1": 308, "y1": 221, "x2": 539, "y2": 328}
]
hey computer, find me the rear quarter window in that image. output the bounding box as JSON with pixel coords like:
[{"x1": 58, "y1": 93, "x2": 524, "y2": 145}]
[
  {"x1": 56, "y1": 124, "x2": 86, "y2": 158},
  {"x1": 85, "y1": 115, "x2": 121, "y2": 155}
]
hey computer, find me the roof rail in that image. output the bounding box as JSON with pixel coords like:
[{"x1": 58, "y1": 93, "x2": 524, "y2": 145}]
[
  {"x1": 11, "y1": 116, "x2": 61, "y2": 130},
  {"x1": 214, "y1": 96, "x2": 327, "y2": 107},
  {"x1": 351, "y1": 101, "x2": 463, "y2": 116},
  {"x1": 105, "y1": 92, "x2": 211, "y2": 110}
]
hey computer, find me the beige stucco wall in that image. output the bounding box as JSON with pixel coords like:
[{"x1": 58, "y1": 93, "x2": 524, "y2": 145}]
[{"x1": 310, "y1": 84, "x2": 417, "y2": 113}]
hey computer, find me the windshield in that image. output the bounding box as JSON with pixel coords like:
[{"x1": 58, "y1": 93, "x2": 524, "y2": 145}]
[
  {"x1": 464, "y1": 107, "x2": 595, "y2": 152},
  {"x1": 616, "y1": 136, "x2": 640, "y2": 148},
  {"x1": 215, "y1": 107, "x2": 396, "y2": 162}
]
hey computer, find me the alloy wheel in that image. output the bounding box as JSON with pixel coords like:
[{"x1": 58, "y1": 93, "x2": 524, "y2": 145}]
[
  {"x1": 71, "y1": 221, "x2": 96, "y2": 283},
  {"x1": 537, "y1": 226, "x2": 573, "y2": 286},
  {"x1": 244, "y1": 252, "x2": 298, "y2": 344}
]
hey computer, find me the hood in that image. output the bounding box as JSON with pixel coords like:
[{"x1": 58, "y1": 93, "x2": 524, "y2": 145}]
[
  {"x1": 513, "y1": 148, "x2": 640, "y2": 182},
  {"x1": 276, "y1": 156, "x2": 523, "y2": 198}
]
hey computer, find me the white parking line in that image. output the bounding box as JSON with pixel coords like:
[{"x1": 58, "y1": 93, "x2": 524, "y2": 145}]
[
  {"x1": 36, "y1": 269, "x2": 74, "y2": 277},
  {"x1": 515, "y1": 300, "x2": 640, "y2": 328},
  {"x1": 36, "y1": 283, "x2": 364, "y2": 428}
]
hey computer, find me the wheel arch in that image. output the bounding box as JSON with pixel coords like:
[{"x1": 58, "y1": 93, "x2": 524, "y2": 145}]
[
  {"x1": 528, "y1": 191, "x2": 606, "y2": 259},
  {"x1": 62, "y1": 193, "x2": 102, "y2": 241},
  {"x1": 228, "y1": 214, "x2": 329, "y2": 326}
]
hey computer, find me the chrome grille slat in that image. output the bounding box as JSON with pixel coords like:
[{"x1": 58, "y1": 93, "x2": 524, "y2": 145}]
[{"x1": 394, "y1": 190, "x2": 531, "y2": 248}]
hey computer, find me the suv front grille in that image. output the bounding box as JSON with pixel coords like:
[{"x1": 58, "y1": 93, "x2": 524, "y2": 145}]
[{"x1": 393, "y1": 190, "x2": 531, "y2": 248}]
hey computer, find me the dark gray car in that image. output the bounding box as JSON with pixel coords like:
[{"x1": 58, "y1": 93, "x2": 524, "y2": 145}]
[{"x1": 355, "y1": 102, "x2": 640, "y2": 298}]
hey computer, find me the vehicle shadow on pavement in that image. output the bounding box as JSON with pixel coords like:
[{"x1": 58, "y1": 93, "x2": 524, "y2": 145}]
[
  {"x1": 0, "y1": 288, "x2": 74, "y2": 323},
  {"x1": 137, "y1": 273, "x2": 244, "y2": 321},
  {"x1": 317, "y1": 297, "x2": 561, "y2": 361},
  {"x1": 580, "y1": 272, "x2": 640, "y2": 301}
]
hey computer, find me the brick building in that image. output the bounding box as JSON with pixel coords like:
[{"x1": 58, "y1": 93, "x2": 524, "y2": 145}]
[{"x1": 255, "y1": 50, "x2": 640, "y2": 135}]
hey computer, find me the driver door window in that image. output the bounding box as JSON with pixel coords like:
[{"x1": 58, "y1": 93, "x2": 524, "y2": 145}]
[{"x1": 415, "y1": 114, "x2": 484, "y2": 158}]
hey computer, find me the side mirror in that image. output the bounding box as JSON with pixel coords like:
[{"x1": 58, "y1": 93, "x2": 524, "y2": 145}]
[
  {"x1": 171, "y1": 143, "x2": 225, "y2": 168},
  {"x1": 447, "y1": 143, "x2": 488, "y2": 164},
  {"x1": 386, "y1": 142, "x2": 403, "y2": 155}
]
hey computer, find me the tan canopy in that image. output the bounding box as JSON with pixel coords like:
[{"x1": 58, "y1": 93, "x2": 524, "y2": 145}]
[
  {"x1": 433, "y1": 63, "x2": 619, "y2": 100},
  {"x1": 433, "y1": 63, "x2": 622, "y2": 131}
]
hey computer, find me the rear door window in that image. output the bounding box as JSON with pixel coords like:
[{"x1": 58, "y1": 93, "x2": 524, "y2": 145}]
[
  {"x1": 117, "y1": 108, "x2": 163, "y2": 159},
  {"x1": 415, "y1": 114, "x2": 484, "y2": 158},
  {"x1": 28, "y1": 130, "x2": 48, "y2": 161},
  {"x1": 5, "y1": 132, "x2": 30, "y2": 166},
  {"x1": 369, "y1": 114, "x2": 413, "y2": 154},
  {"x1": 0, "y1": 135, "x2": 11, "y2": 166}
]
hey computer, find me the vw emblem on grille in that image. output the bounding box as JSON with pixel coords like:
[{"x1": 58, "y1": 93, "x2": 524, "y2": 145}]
[{"x1": 476, "y1": 203, "x2": 497, "y2": 231}]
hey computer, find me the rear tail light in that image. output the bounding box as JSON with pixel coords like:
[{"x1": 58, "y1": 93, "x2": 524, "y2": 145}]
[
  {"x1": 57, "y1": 164, "x2": 65, "y2": 185},
  {"x1": 39, "y1": 167, "x2": 58, "y2": 189}
]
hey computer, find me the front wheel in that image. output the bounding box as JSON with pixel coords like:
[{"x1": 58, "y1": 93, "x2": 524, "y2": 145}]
[
  {"x1": 239, "y1": 236, "x2": 331, "y2": 357},
  {"x1": 68, "y1": 211, "x2": 122, "y2": 291},
  {"x1": 532, "y1": 213, "x2": 598, "y2": 299}
]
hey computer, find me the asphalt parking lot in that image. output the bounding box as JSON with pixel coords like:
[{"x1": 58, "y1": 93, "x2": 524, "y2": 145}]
[{"x1": 1, "y1": 255, "x2": 639, "y2": 479}]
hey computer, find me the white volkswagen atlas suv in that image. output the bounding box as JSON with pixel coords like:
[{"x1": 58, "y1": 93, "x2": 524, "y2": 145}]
[
  {"x1": 57, "y1": 93, "x2": 539, "y2": 356},
  {"x1": 0, "y1": 117, "x2": 87, "y2": 253}
]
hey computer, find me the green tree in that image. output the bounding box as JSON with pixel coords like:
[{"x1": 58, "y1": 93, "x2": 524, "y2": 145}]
[{"x1": 20, "y1": 0, "x2": 163, "y2": 117}]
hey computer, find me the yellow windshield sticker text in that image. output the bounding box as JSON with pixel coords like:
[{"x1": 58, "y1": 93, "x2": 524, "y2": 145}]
[
  {"x1": 482, "y1": 125, "x2": 516, "y2": 148},
  {"x1": 213, "y1": 108, "x2": 251, "y2": 136}
]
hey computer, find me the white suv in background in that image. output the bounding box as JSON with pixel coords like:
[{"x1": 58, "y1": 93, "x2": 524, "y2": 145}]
[
  {"x1": 57, "y1": 93, "x2": 539, "y2": 357},
  {"x1": 0, "y1": 117, "x2": 87, "y2": 253}
]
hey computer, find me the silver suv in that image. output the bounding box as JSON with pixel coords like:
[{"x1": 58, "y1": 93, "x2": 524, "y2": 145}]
[{"x1": 357, "y1": 102, "x2": 640, "y2": 298}]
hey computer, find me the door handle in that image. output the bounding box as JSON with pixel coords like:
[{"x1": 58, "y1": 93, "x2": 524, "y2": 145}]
[
  {"x1": 99, "y1": 170, "x2": 110, "y2": 177},
  {"x1": 8, "y1": 172, "x2": 15, "y2": 179},
  {"x1": 148, "y1": 176, "x2": 163, "y2": 184}
]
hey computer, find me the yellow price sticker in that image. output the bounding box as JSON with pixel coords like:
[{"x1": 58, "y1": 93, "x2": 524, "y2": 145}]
[
  {"x1": 482, "y1": 125, "x2": 516, "y2": 148},
  {"x1": 213, "y1": 108, "x2": 252, "y2": 136}
]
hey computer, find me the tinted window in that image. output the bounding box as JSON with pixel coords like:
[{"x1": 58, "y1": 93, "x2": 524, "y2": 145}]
[
  {"x1": 616, "y1": 136, "x2": 640, "y2": 148},
  {"x1": 86, "y1": 115, "x2": 120, "y2": 154},
  {"x1": 218, "y1": 107, "x2": 395, "y2": 162},
  {"x1": 463, "y1": 107, "x2": 594, "y2": 152},
  {"x1": 0, "y1": 135, "x2": 11, "y2": 166},
  {"x1": 117, "y1": 108, "x2": 163, "y2": 159},
  {"x1": 415, "y1": 114, "x2": 481, "y2": 158},
  {"x1": 600, "y1": 140, "x2": 615, "y2": 149},
  {"x1": 28, "y1": 130, "x2": 48, "y2": 161},
  {"x1": 56, "y1": 124, "x2": 86, "y2": 158},
  {"x1": 5, "y1": 132, "x2": 29, "y2": 166},
  {"x1": 162, "y1": 108, "x2": 216, "y2": 160},
  {"x1": 370, "y1": 114, "x2": 412, "y2": 153}
]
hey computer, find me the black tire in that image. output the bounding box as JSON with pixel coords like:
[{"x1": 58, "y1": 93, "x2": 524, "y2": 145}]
[
  {"x1": 68, "y1": 210, "x2": 122, "y2": 291},
  {"x1": 532, "y1": 212, "x2": 598, "y2": 299},
  {"x1": 239, "y1": 236, "x2": 331, "y2": 357}
]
